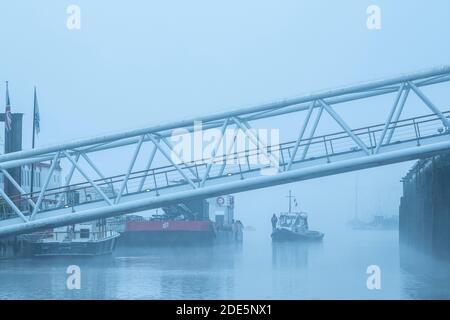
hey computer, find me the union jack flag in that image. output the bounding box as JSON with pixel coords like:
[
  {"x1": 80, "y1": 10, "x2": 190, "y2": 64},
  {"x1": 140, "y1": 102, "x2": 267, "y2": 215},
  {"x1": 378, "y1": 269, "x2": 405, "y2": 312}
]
[{"x1": 5, "y1": 81, "x2": 12, "y2": 132}]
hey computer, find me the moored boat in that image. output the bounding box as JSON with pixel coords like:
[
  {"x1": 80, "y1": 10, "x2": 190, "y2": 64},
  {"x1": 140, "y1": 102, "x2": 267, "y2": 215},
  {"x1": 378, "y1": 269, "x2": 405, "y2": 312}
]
[
  {"x1": 113, "y1": 196, "x2": 243, "y2": 246},
  {"x1": 271, "y1": 191, "x2": 324, "y2": 242},
  {"x1": 271, "y1": 224, "x2": 324, "y2": 242},
  {"x1": 23, "y1": 220, "x2": 120, "y2": 257},
  {"x1": 120, "y1": 218, "x2": 216, "y2": 245},
  {"x1": 349, "y1": 214, "x2": 399, "y2": 230}
]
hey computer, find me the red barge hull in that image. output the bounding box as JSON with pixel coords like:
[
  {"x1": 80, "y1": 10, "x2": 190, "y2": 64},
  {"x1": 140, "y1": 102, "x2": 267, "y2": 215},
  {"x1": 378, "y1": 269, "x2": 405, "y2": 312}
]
[{"x1": 119, "y1": 220, "x2": 216, "y2": 245}]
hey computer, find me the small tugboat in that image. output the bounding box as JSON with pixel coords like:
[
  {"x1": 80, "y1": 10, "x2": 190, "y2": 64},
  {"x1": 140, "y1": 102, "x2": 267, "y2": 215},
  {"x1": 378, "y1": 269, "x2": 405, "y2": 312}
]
[
  {"x1": 271, "y1": 191, "x2": 324, "y2": 242},
  {"x1": 23, "y1": 219, "x2": 120, "y2": 257}
]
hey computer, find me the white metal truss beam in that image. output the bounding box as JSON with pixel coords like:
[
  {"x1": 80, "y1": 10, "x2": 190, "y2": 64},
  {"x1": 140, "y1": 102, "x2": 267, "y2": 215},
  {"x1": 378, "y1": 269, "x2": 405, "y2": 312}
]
[
  {"x1": 148, "y1": 135, "x2": 198, "y2": 189},
  {"x1": 56, "y1": 153, "x2": 80, "y2": 207},
  {"x1": 287, "y1": 100, "x2": 315, "y2": 171},
  {"x1": 200, "y1": 118, "x2": 229, "y2": 187},
  {"x1": 231, "y1": 116, "x2": 279, "y2": 169},
  {"x1": 0, "y1": 66, "x2": 449, "y2": 168},
  {"x1": 300, "y1": 105, "x2": 324, "y2": 162},
  {"x1": 115, "y1": 135, "x2": 145, "y2": 204},
  {"x1": 30, "y1": 152, "x2": 61, "y2": 219},
  {"x1": 385, "y1": 88, "x2": 410, "y2": 145},
  {"x1": 1, "y1": 66, "x2": 450, "y2": 235},
  {"x1": 319, "y1": 99, "x2": 370, "y2": 155},
  {"x1": 137, "y1": 142, "x2": 158, "y2": 192},
  {"x1": 62, "y1": 151, "x2": 113, "y2": 206},
  {"x1": 0, "y1": 168, "x2": 36, "y2": 210},
  {"x1": 408, "y1": 81, "x2": 450, "y2": 128},
  {"x1": 375, "y1": 83, "x2": 406, "y2": 154},
  {"x1": 218, "y1": 126, "x2": 239, "y2": 177},
  {"x1": 1, "y1": 139, "x2": 450, "y2": 237},
  {"x1": 161, "y1": 137, "x2": 199, "y2": 179},
  {"x1": 0, "y1": 188, "x2": 29, "y2": 223}
]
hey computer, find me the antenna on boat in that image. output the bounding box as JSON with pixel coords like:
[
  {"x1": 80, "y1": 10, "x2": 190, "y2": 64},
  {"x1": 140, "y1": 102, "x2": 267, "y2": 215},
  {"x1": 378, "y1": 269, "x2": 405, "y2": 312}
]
[{"x1": 287, "y1": 190, "x2": 294, "y2": 213}]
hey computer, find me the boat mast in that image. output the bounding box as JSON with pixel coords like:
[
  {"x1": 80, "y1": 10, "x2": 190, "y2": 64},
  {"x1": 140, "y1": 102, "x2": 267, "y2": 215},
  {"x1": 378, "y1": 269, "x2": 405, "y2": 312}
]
[{"x1": 287, "y1": 190, "x2": 293, "y2": 213}]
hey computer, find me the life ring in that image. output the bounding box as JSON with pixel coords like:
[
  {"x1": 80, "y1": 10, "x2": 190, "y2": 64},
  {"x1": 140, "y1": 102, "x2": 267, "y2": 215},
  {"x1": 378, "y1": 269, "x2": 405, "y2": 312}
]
[{"x1": 216, "y1": 197, "x2": 225, "y2": 205}]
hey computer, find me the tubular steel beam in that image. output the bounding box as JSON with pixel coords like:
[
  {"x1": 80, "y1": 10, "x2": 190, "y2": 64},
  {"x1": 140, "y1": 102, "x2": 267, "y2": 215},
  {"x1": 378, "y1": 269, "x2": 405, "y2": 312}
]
[
  {"x1": 56, "y1": 153, "x2": 81, "y2": 207},
  {"x1": 1, "y1": 66, "x2": 450, "y2": 236},
  {"x1": 137, "y1": 142, "x2": 158, "y2": 192},
  {"x1": 0, "y1": 66, "x2": 449, "y2": 167},
  {"x1": 300, "y1": 105, "x2": 324, "y2": 161},
  {"x1": 408, "y1": 81, "x2": 450, "y2": 128},
  {"x1": 115, "y1": 135, "x2": 145, "y2": 204},
  {"x1": 0, "y1": 188, "x2": 29, "y2": 223},
  {"x1": 287, "y1": 100, "x2": 315, "y2": 170},
  {"x1": 2, "y1": 139, "x2": 450, "y2": 237},
  {"x1": 161, "y1": 137, "x2": 199, "y2": 179},
  {"x1": 232, "y1": 117, "x2": 279, "y2": 168},
  {"x1": 385, "y1": 88, "x2": 411, "y2": 145},
  {"x1": 148, "y1": 135, "x2": 198, "y2": 189},
  {"x1": 0, "y1": 168, "x2": 36, "y2": 210},
  {"x1": 218, "y1": 126, "x2": 239, "y2": 177},
  {"x1": 80, "y1": 153, "x2": 108, "y2": 181},
  {"x1": 62, "y1": 151, "x2": 113, "y2": 206},
  {"x1": 30, "y1": 152, "x2": 61, "y2": 219},
  {"x1": 200, "y1": 118, "x2": 229, "y2": 187},
  {"x1": 375, "y1": 83, "x2": 406, "y2": 154},
  {"x1": 319, "y1": 99, "x2": 370, "y2": 155}
]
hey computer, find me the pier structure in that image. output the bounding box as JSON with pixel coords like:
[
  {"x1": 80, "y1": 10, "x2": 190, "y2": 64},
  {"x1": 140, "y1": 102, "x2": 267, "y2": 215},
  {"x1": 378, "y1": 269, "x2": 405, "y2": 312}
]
[{"x1": 400, "y1": 155, "x2": 450, "y2": 260}]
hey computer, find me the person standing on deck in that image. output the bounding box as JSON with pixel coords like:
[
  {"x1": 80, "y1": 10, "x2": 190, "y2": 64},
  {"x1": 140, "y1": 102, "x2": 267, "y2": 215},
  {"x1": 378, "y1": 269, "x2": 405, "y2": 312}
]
[{"x1": 271, "y1": 214, "x2": 278, "y2": 231}]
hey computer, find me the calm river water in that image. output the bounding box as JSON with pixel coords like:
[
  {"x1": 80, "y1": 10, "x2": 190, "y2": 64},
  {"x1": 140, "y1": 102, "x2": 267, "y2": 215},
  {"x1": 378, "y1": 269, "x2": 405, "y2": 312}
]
[{"x1": 0, "y1": 227, "x2": 449, "y2": 299}]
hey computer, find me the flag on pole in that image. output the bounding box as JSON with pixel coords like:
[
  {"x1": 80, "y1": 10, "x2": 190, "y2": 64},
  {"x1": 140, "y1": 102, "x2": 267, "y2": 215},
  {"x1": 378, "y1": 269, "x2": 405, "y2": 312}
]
[
  {"x1": 5, "y1": 81, "x2": 12, "y2": 132},
  {"x1": 33, "y1": 87, "x2": 40, "y2": 135}
]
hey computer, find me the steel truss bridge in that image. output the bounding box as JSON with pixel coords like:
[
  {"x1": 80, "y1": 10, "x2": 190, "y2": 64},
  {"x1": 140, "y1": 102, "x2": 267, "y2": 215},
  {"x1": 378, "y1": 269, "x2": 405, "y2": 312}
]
[{"x1": 1, "y1": 66, "x2": 450, "y2": 237}]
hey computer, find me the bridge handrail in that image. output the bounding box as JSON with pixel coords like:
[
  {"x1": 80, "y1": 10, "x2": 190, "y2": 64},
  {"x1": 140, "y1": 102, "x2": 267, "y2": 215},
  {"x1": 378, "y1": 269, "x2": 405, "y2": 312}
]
[{"x1": 1, "y1": 109, "x2": 448, "y2": 219}]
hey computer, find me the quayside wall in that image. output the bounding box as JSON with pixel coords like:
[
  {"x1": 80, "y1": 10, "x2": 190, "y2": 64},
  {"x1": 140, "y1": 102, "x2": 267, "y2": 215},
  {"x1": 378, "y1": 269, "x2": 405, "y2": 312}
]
[
  {"x1": 0, "y1": 236, "x2": 25, "y2": 259},
  {"x1": 400, "y1": 154, "x2": 450, "y2": 260}
]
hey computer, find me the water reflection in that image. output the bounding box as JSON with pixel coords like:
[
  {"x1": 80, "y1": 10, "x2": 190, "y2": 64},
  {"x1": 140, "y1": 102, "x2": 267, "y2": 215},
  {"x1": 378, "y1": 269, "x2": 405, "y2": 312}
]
[
  {"x1": 272, "y1": 242, "x2": 310, "y2": 269},
  {"x1": 1, "y1": 231, "x2": 449, "y2": 299},
  {"x1": 400, "y1": 244, "x2": 450, "y2": 299},
  {"x1": 114, "y1": 244, "x2": 243, "y2": 299},
  {"x1": 270, "y1": 241, "x2": 324, "y2": 298},
  {"x1": 0, "y1": 256, "x2": 114, "y2": 299}
]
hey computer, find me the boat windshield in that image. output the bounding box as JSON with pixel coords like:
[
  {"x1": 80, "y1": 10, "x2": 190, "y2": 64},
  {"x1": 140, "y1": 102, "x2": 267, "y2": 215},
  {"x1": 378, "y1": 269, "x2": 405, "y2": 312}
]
[
  {"x1": 279, "y1": 214, "x2": 299, "y2": 227},
  {"x1": 278, "y1": 213, "x2": 309, "y2": 231}
]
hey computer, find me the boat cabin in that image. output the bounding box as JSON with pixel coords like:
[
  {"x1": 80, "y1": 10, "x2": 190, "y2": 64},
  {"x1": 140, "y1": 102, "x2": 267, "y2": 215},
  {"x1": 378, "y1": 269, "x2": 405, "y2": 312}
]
[
  {"x1": 41, "y1": 221, "x2": 112, "y2": 243},
  {"x1": 278, "y1": 212, "x2": 309, "y2": 232}
]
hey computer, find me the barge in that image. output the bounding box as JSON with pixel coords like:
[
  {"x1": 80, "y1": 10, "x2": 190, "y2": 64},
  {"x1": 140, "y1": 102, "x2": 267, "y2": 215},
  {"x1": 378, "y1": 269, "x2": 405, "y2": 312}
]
[
  {"x1": 113, "y1": 196, "x2": 243, "y2": 246},
  {"x1": 23, "y1": 220, "x2": 120, "y2": 257}
]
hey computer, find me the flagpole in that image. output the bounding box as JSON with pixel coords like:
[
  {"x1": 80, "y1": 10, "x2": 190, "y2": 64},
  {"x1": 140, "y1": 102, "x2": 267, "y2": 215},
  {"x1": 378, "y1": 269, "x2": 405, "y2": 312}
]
[
  {"x1": 4, "y1": 81, "x2": 8, "y2": 155},
  {"x1": 30, "y1": 86, "x2": 37, "y2": 198}
]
